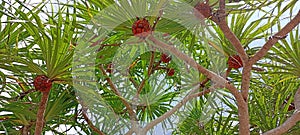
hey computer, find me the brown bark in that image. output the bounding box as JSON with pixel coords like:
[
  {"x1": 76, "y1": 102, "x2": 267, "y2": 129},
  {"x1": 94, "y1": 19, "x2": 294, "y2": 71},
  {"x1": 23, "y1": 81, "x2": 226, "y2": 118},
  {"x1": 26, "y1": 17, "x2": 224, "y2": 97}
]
[
  {"x1": 209, "y1": 0, "x2": 300, "y2": 134},
  {"x1": 143, "y1": 87, "x2": 212, "y2": 132},
  {"x1": 148, "y1": 34, "x2": 246, "y2": 133},
  {"x1": 147, "y1": 35, "x2": 244, "y2": 102},
  {"x1": 34, "y1": 91, "x2": 50, "y2": 135},
  {"x1": 99, "y1": 65, "x2": 137, "y2": 121},
  {"x1": 249, "y1": 10, "x2": 300, "y2": 65},
  {"x1": 82, "y1": 110, "x2": 105, "y2": 135}
]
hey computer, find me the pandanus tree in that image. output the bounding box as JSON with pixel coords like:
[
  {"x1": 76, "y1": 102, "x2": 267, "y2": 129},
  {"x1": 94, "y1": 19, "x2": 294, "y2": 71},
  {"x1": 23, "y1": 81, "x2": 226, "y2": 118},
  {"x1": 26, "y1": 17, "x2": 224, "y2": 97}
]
[
  {"x1": 0, "y1": 1, "x2": 84, "y2": 134},
  {"x1": 0, "y1": 0, "x2": 300, "y2": 135}
]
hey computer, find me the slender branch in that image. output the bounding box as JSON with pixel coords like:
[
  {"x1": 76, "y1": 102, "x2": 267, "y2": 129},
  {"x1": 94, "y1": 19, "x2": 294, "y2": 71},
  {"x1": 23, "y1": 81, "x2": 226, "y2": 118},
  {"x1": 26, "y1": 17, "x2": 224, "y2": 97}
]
[
  {"x1": 263, "y1": 87, "x2": 300, "y2": 135},
  {"x1": 136, "y1": 51, "x2": 155, "y2": 96},
  {"x1": 77, "y1": 97, "x2": 106, "y2": 135},
  {"x1": 129, "y1": 51, "x2": 156, "y2": 135},
  {"x1": 82, "y1": 109, "x2": 105, "y2": 135},
  {"x1": 249, "y1": 10, "x2": 300, "y2": 65},
  {"x1": 152, "y1": 9, "x2": 163, "y2": 31},
  {"x1": 235, "y1": 91, "x2": 250, "y2": 135},
  {"x1": 15, "y1": 89, "x2": 36, "y2": 100},
  {"x1": 148, "y1": 35, "x2": 225, "y2": 84},
  {"x1": 22, "y1": 124, "x2": 32, "y2": 135},
  {"x1": 99, "y1": 65, "x2": 137, "y2": 121},
  {"x1": 34, "y1": 91, "x2": 50, "y2": 135},
  {"x1": 200, "y1": 78, "x2": 210, "y2": 87},
  {"x1": 211, "y1": 0, "x2": 250, "y2": 102},
  {"x1": 100, "y1": 65, "x2": 141, "y2": 134},
  {"x1": 147, "y1": 52, "x2": 156, "y2": 76},
  {"x1": 263, "y1": 112, "x2": 300, "y2": 135},
  {"x1": 241, "y1": 9, "x2": 300, "y2": 110},
  {"x1": 148, "y1": 34, "x2": 247, "y2": 134},
  {"x1": 129, "y1": 77, "x2": 139, "y2": 89},
  {"x1": 128, "y1": 58, "x2": 141, "y2": 89},
  {"x1": 216, "y1": 22, "x2": 248, "y2": 62},
  {"x1": 211, "y1": 0, "x2": 248, "y2": 63},
  {"x1": 148, "y1": 35, "x2": 242, "y2": 98},
  {"x1": 143, "y1": 86, "x2": 212, "y2": 132},
  {"x1": 126, "y1": 79, "x2": 212, "y2": 134}
]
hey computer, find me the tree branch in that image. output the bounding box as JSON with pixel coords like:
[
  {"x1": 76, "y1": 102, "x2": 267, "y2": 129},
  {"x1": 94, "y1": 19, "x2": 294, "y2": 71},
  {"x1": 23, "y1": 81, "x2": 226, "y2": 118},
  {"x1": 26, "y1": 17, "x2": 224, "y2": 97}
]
[
  {"x1": 241, "y1": 9, "x2": 300, "y2": 106},
  {"x1": 295, "y1": 87, "x2": 300, "y2": 110},
  {"x1": 143, "y1": 86, "x2": 212, "y2": 132},
  {"x1": 136, "y1": 51, "x2": 156, "y2": 96},
  {"x1": 147, "y1": 35, "x2": 244, "y2": 102},
  {"x1": 148, "y1": 34, "x2": 248, "y2": 135},
  {"x1": 263, "y1": 87, "x2": 300, "y2": 135},
  {"x1": 148, "y1": 34, "x2": 248, "y2": 134},
  {"x1": 82, "y1": 109, "x2": 105, "y2": 135},
  {"x1": 77, "y1": 97, "x2": 106, "y2": 135},
  {"x1": 148, "y1": 35, "x2": 226, "y2": 85},
  {"x1": 34, "y1": 91, "x2": 50, "y2": 135},
  {"x1": 99, "y1": 65, "x2": 137, "y2": 121},
  {"x1": 211, "y1": 0, "x2": 248, "y2": 63},
  {"x1": 241, "y1": 64, "x2": 251, "y2": 101},
  {"x1": 249, "y1": 10, "x2": 300, "y2": 65},
  {"x1": 211, "y1": 0, "x2": 251, "y2": 103}
]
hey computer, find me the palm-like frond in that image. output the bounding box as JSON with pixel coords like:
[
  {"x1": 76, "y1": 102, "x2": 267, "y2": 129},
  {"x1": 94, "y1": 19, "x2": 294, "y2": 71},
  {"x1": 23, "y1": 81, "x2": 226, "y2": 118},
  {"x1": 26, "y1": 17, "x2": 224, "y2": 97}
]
[
  {"x1": 249, "y1": 73, "x2": 300, "y2": 133},
  {"x1": 262, "y1": 27, "x2": 300, "y2": 78}
]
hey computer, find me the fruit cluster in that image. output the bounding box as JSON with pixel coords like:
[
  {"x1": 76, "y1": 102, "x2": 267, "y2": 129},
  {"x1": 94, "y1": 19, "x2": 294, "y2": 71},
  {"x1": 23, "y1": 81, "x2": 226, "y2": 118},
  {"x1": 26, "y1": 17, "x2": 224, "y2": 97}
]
[
  {"x1": 34, "y1": 75, "x2": 52, "y2": 92},
  {"x1": 160, "y1": 53, "x2": 175, "y2": 76},
  {"x1": 167, "y1": 68, "x2": 175, "y2": 76},
  {"x1": 283, "y1": 96, "x2": 295, "y2": 111},
  {"x1": 106, "y1": 63, "x2": 113, "y2": 73},
  {"x1": 161, "y1": 53, "x2": 172, "y2": 63},
  {"x1": 227, "y1": 55, "x2": 243, "y2": 69},
  {"x1": 132, "y1": 17, "x2": 151, "y2": 38}
]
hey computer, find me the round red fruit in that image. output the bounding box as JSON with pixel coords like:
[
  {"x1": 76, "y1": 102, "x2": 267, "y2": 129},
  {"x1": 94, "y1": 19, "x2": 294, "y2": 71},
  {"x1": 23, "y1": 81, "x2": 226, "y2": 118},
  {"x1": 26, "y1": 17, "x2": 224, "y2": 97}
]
[
  {"x1": 161, "y1": 53, "x2": 172, "y2": 63},
  {"x1": 167, "y1": 68, "x2": 175, "y2": 76},
  {"x1": 288, "y1": 103, "x2": 295, "y2": 111},
  {"x1": 132, "y1": 17, "x2": 151, "y2": 38},
  {"x1": 34, "y1": 75, "x2": 52, "y2": 92},
  {"x1": 106, "y1": 63, "x2": 113, "y2": 73},
  {"x1": 228, "y1": 55, "x2": 243, "y2": 69}
]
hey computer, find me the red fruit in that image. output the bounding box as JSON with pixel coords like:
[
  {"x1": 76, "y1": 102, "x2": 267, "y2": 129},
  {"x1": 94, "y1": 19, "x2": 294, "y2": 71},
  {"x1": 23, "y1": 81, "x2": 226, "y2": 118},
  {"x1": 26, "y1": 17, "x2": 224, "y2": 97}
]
[
  {"x1": 228, "y1": 55, "x2": 243, "y2": 69},
  {"x1": 167, "y1": 68, "x2": 175, "y2": 76},
  {"x1": 106, "y1": 63, "x2": 113, "y2": 73},
  {"x1": 34, "y1": 75, "x2": 52, "y2": 92},
  {"x1": 194, "y1": 2, "x2": 212, "y2": 19},
  {"x1": 132, "y1": 17, "x2": 151, "y2": 38},
  {"x1": 284, "y1": 96, "x2": 295, "y2": 111},
  {"x1": 288, "y1": 103, "x2": 295, "y2": 111},
  {"x1": 161, "y1": 53, "x2": 172, "y2": 63}
]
